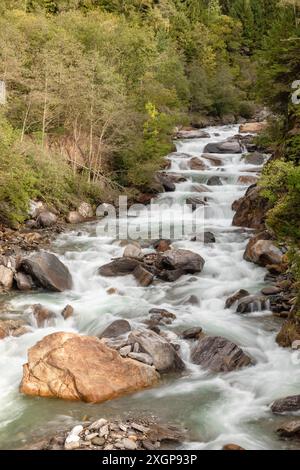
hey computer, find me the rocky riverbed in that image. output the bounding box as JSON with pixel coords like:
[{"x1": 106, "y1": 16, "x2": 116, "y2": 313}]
[{"x1": 0, "y1": 122, "x2": 299, "y2": 450}]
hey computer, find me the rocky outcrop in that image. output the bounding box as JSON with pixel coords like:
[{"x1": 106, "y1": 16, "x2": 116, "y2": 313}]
[
  {"x1": 271, "y1": 395, "x2": 300, "y2": 414},
  {"x1": 20, "y1": 332, "x2": 159, "y2": 403},
  {"x1": 239, "y1": 122, "x2": 267, "y2": 134},
  {"x1": 191, "y1": 335, "x2": 253, "y2": 372},
  {"x1": 20, "y1": 252, "x2": 73, "y2": 292},
  {"x1": 204, "y1": 141, "x2": 242, "y2": 154},
  {"x1": 232, "y1": 185, "x2": 269, "y2": 229}
]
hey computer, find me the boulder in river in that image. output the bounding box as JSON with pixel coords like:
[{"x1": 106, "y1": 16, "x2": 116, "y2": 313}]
[
  {"x1": 204, "y1": 141, "x2": 242, "y2": 154},
  {"x1": 276, "y1": 420, "x2": 300, "y2": 438},
  {"x1": 156, "y1": 249, "x2": 205, "y2": 276},
  {"x1": 98, "y1": 319, "x2": 131, "y2": 339},
  {"x1": 186, "y1": 196, "x2": 206, "y2": 211},
  {"x1": 0, "y1": 265, "x2": 14, "y2": 290},
  {"x1": 191, "y1": 335, "x2": 253, "y2": 372},
  {"x1": 20, "y1": 332, "x2": 159, "y2": 403},
  {"x1": 31, "y1": 304, "x2": 55, "y2": 328},
  {"x1": 61, "y1": 304, "x2": 74, "y2": 320},
  {"x1": 175, "y1": 129, "x2": 210, "y2": 140},
  {"x1": 201, "y1": 154, "x2": 223, "y2": 166},
  {"x1": 232, "y1": 185, "x2": 270, "y2": 230},
  {"x1": 36, "y1": 211, "x2": 57, "y2": 228},
  {"x1": 129, "y1": 328, "x2": 185, "y2": 373},
  {"x1": 236, "y1": 294, "x2": 268, "y2": 314},
  {"x1": 207, "y1": 176, "x2": 222, "y2": 186},
  {"x1": 133, "y1": 264, "x2": 154, "y2": 286},
  {"x1": 98, "y1": 258, "x2": 140, "y2": 277},
  {"x1": 271, "y1": 395, "x2": 300, "y2": 414},
  {"x1": 15, "y1": 272, "x2": 34, "y2": 291},
  {"x1": 244, "y1": 238, "x2": 283, "y2": 267},
  {"x1": 20, "y1": 252, "x2": 73, "y2": 292},
  {"x1": 243, "y1": 152, "x2": 266, "y2": 165},
  {"x1": 189, "y1": 157, "x2": 209, "y2": 171},
  {"x1": 225, "y1": 289, "x2": 250, "y2": 309},
  {"x1": 0, "y1": 319, "x2": 29, "y2": 340}
]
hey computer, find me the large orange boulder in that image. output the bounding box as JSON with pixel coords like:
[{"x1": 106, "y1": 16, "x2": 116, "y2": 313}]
[{"x1": 20, "y1": 332, "x2": 159, "y2": 403}]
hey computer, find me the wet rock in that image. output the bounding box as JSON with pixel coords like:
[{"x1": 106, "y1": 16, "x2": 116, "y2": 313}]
[
  {"x1": 244, "y1": 238, "x2": 283, "y2": 267},
  {"x1": 20, "y1": 252, "x2": 73, "y2": 292},
  {"x1": 175, "y1": 129, "x2": 210, "y2": 139},
  {"x1": 15, "y1": 272, "x2": 34, "y2": 291},
  {"x1": 0, "y1": 319, "x2": 29, "y2": 340},
  {"x1": 277, "y1": 420, "x2": 300, "y2": 438},
  {"x1": 204, "y1": 232, "x2": 216, "y2": 244},
  {"x1": 201, "y1": 154, "x2": 223, "y2": 166},
  {"x1": 20, "y1": 332, "x2": 159, "y2": 403},
  {"x1": 61, "y1": 304, "x2": 74, "y2": 320},
  {"x1": 237, "y1": 175, "x2": 258, "y2": 185},
  {"x1": 243, "y1": 152, "x2": 265, "y2": 165},
  {"x1": 91, "y1": 437, "x2": 105, "y2": 446},
  {"x1": 123, "y1": 244, "x2": 142, "y2": 259},
  {"x1": 31, "y1": 304, "x2": 55, "y2": 328},
  {"x1": 225, "y1": 289, "x2": 250, "y2": 309},
  {"x1": 204, "y1": 141, "x2": 242, "y2": 154},
  {"x1": 0, "y1": 265, "x2": 14, "y2": 290},
  {"x1": 119, "y1": 345, "x2": 132, "y2": 357},
  {"x1": 232, "y1": 185, "x2": 269, "y2": 230},
  {"x1": 98, "y1": 258, "x2": 140, "y2": 277},
  {"x1": 98, "y1": 319, "x2": 131, "y2": 339},
  {"x1": 236, "y1": 295, "x2": 268, "y2": 314},
  {"x1": 239, "y1": 122, "x2": 267, "y2": 133},
  {"x1": 191, "y1": 335, "x2": 253, "y2": 372},
  {"x1": 207, "y1": 176, "x2": 222, "y2": 186},
  {"x1": 129, "y1": 328, "x2": 185, "y2": 373},
  {"x1": 191, "y1": 183, "x2": 212, "y2": 193},
  {"x1": 36, "y1": 211, "x2": 57, "y2": 228},
  {"x1": 155, "y1": 173, "x2": 175, "y2": 192},
  {"x1": 261, "y1": 286, "x2": 282, "y2": 296},
  {"x1": 271, "y1": 395, "x2": 300, "y2": 414},
  {"x1": 181, "y1": 327, "x2": 203, "y2": 340},
  {"x1": 152, "y1": 239, "x2": 171, "y2": 252},
  {"x1": 156, "y1": 249, "x2": 205, "y2": 276},
  {"x1": 133, "y1": 264, "x2": 154, "y2": 287},
  {"x1": 78, "y1": 202, "x2": 94, "y2": 218},
  {"x1": 222, "y1": 444, "x2": 245, "y2": 451},
  {"x1": 66, "y1": 211, "x2": 84, "y2": 224},
  {"x1": 128, "y1": 352, "x2": 154, "y2": 366},
  {"x1": 148, "y1": 308, "x2": 176, "y2": 325},
  {"x1": 186, "y1": 196, "x2": 206, "y2": 211},
  {"x1": 189, "y1": 157, "x2": 208, "y2": 170}
]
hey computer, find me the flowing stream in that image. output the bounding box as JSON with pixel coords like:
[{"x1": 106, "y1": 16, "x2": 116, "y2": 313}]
[{"x1": 0, "y1": 125, "x2": 299, "y2": 450}]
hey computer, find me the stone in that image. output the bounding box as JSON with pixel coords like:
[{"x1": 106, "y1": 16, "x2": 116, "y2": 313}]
[
  {"x1": 276, "y1": 318, "x2": 300, "y2": 348},
  {"x1": 156, "y1": 249, "x2": 205, "y2": 276},
  {"x1": 91, "y1": 437, "x2": 105, "y2": 446},
  {"x1": 243, "y1": 152, "x2": 265, "y2": 165},
  {"x1": 20, "y1": 332, "x2": 160, "y2": 403},
  {"x1": 222, "y1": 444, "x2": 245, "y2": 451},
  {"x1": 123, "y1": 244, "x2": 142, "y2": 259},
  {"x1": 131, "y1": 422, "x2": 149, "y2": 433},
  {"x1": 129, "y1": 328, "x2": 185, "y2": 373},
  {"x1": 153, "y1": 239, "x2": 171, "y2": 252},
  {"x1": 98, "y1": 319, "x2": 131, "y2": 339},
  {"x1": 261, "y1": 286, "x2": 282, "y2": 296},
  {"x1": 61, "y1": 304, "x2": 74, "y2": 320},
  {"x1": 66, "y1": 211, "x2": 84, "y2": 224},
  {"x1": 119, "y1": 345, "x2": 132, "y2": 357},
  {"x1": 133, "y1": 264, "x2": 154, "y2": 286},
  {"x1": 78, "y1": 202, "x2": 93, "y2": 218},
  {"x1": 189, "y1": 157, "x2": 208, "y2": 170},
  {"x1": 244, "y1": 238, "x2": 283, "y2": 267},
  {"x1": 36, "y1": 211, "x2": 57, "y2": 228},
  {"x1": 236, "y1": 295, "x2": 268, "y2": 314},
  {"x1": 155, "y1": 173, "x2": 175, "y2": 192},
  {"x1": 232, "y1": 185, "x2": 269, "y2": 230},
  {"x1": 237, "y1": 175, "x2": 258, "y2": 185},
  {"x1": 201, "y1": 154, "x2": 223, "y2": 166},
  {"x1": 204, "y1": 141, "x2": 242, "y2": 154},
  {"x1": 142, "y1": 440, "x2": 157, "y2": 450},
  {"x1": 15, "y1": 272, "x2": 33, "y2": 291},
  {"x1": 28, "y1": 200, "x2": 45, "y2": 218},
  {"x1": 31, "y1": 304, "x2": 55, "y2": 328},
  {"x1": 204, "y1": 232, "x2": 216, "y2": 244},
  {"x1": 89, "y1": 418, "x2": 108, "y2": 430},
  {"x1": 128, "y1": 352, "x2": 154, "y2": 365},
  {"x1": 181, "y1": 327, "x2": 203, "y2": 340},
  {"x1": 149, "y1": 308, "x2": 176, "y2": 325},
  {"x1": 186, "y1": 196, "x2": 206, "y2": 211},
  {"x1": 271, "y1": 395, "x2": 300, "y2": 414},
  {"x1": 122, "y1": 438, "x2": 137, "y2": 450},
  {"x1": 98, "y1": 258, "x2": 140, "y2": 277},
  {"x1": 239, "y1": 122, "x2": 267, "y2": 133},
  {"x1": 0, "y1": 319, "x2": 29, "y2": 340},
  {"x1": 277, "y1": 420, "x2": 300, "y2": 438},
  {"x1": 225, "y1": 289, "x2": 250, "y2": 309},
  {"x1": 207, "y1": 176, "x2": 222, "y2": 186},
  {"x1": 292, "y1": 340, "x2": 300, "y2": 350},
  {"x1": 0, "y1": 265, "x2": 14, "y2": 290},
  {"x1": 191, "y1": 335, "x2": 253, "y2": 372},
  {"x1": 175, "y1": 129, "x2": 210, "y2": 139},
  {"x1": 20, "y1": 252, "x2": 73, "y2": 292}
]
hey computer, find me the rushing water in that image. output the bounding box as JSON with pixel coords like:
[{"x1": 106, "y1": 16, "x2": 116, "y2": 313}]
[{"x1": 0, "y1": 125, "x2": 299, "y2": 450}]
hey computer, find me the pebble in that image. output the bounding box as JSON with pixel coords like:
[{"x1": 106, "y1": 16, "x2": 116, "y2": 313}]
[
  {"x1": 119, "y1": 345, "x2": 132, "y2": 357},
  {"x1": 128, "y1": 352, "x2": 153, "y2": 365},
  {"x1": 85, "y1": 433, "x2": 98, "y2": 441},
  {"x1": 104, "y1": 444, "x2": 114, "y2": 450},
  {"x1": 99, "y1": 424, "x2": 109, "y2": 437},
  {"x1": 91, "y1": 437, "x2": 105, "y2": 446},
  {"x1": 123, "y1": 438, "x2": 137, "y2": 450},
  {"x1": 114, "y1": 442, "x2": 125, "y2": 449},
  {"x1": 142, "y1": 440, "x2": 156, "y2": 450},
  {"x1": 64, "y1": 440, "x2": 80, "y2": 450},
  {"x1": 89, "y1": 418, "x2": 107, "y2": 430},
  {"x1": 119, "y1": 424, "x2": 127, "y2": 432},
  {"x1": 131, "y1": 422, "x2": 150, "y2": 433}
]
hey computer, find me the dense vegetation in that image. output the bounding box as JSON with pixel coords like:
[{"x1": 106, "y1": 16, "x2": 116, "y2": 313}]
[{"x1": 0, "y1": 0, "x2": 298, "y2": 225}]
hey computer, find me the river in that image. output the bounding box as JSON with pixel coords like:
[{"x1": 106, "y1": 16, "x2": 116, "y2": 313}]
[{"x1": 0, "y1": 125, "x2": 299, "y2": 450}]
